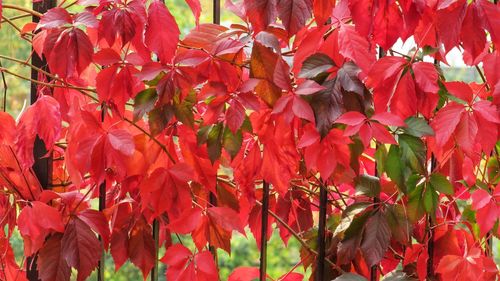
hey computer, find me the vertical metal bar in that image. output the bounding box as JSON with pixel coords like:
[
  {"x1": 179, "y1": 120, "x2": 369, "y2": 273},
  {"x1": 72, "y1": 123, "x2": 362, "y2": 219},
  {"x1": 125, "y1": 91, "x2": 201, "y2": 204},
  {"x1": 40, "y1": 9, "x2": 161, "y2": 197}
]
[
  {"x1": 259, "y1": 181, "x2": 270, "y2": 281},
  {"x1": 150, "y1": 0, "x2": 168, "y2": 278},
  {"x1": 426, "y1": 61, "x2": 439, "y2": 280},
  {"x1": 370, "y1": 47, "x2": 385, "y2": 281},
  {"x1": 316, "y1": 182, "x2": 328, "y2": 281},
  {"x1": 27, "y1": 1, "x2": 56, "y2": 280},
  {"x1": 151, "y1": 220, "x2": 160, "y2": 281},
  {"x1": 97, "y1": 182, "x2": 106, "y2": 281},
  {"x1": 97, "y1": 109, "x2": 106, "y2": 281},
  {"x1": 213, "y1": 0, "x2": 221, "y2": 25},
  {"x1": 207, "y1": 0, "x2": 221, "y2": 262}
]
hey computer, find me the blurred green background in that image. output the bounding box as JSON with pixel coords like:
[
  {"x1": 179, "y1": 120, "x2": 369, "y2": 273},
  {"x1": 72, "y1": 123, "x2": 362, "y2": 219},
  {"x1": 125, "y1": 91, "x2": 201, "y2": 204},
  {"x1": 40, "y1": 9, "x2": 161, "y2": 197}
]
[{"x1": 0, "y1": 1, "x2": 498, "y2": 280}]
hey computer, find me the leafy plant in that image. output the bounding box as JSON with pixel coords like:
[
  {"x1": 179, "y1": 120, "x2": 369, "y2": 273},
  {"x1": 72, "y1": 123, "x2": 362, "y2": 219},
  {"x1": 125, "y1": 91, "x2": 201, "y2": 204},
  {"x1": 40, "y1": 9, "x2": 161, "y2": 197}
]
[{"x1": 0, "y1": 0, "x2": 499, "y2": 281}]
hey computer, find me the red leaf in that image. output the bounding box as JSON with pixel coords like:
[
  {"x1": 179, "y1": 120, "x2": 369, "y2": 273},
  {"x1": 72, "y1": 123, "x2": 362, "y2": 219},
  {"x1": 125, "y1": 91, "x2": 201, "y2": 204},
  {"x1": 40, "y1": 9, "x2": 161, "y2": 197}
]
[
  {"x1": 313, "y1": 0, "x2": 335, "y2": 25},
  {"x1": 145, "y1": 1, "x2": 180, "y2": 64},
  {"x1": 38, "y1": 8, "x2": 72, "y2": 29},
  {"x1": 0, "y1": 112, "x2": 16, "y2": 145},
  {"x1": 38, "y1": 234, "x2": 71, "y2": 281},
  {"x1": 193, "y1": 251, "x2": 218, "y2": 280},
  {"x1": 168, "y1": 208, "x2": 203, "y2": 234},
  {"x1": 436, "y1": 247, "x2": 496, "y2": 281},
  {"x1": 367, "y1": 56, "x2": 407, "y2": 87},
  {"x1": 370, "y1": 122, "x2": 397, "y2": 144},
  {"x1": 18, "y1": 202, "x2": 65, "y2": 256},
  {"x1": 360, "y1": 211, "x2": 391, "y2": 267},
  {"x1": 61, "y1": 218, "x2": 101, "y2": 281},
  {"x1": 455, "y1": 112, "x2": 478, "y2": 153},
  {"x1": 335, "y1": 111, "x2": 367, "y2": 126},
  {"x1": 435, "y1": 0, "x2": 467, "y2": 51},
  {"x1": 45, "y1": 28, "x2": 93, "y2": 78},
  {"x1": 128, "y1": 219, "x2": 156, "y2": 279},
  {"x1": 162, "y1": 245, "x2": 218, "y2": 281},
  {"x1": 77, "y1": 209, "x2": 110, "y2": 249},
  {"x1": 292, "y1": 95, "x2": 315, "y2": 122},
  {"x1": 295, "y1": 80, "x2": 325, "y2": 95},
  {"x1": 371, "y1": 112, "x2": 406, "y2": 127},
  {"x1": 412, "y1": 62, "x2": 439, "y2": 93},
  {"x1": 277, "y1": 0, "x2": 313, "y2": 36},
  {"x1": 461, "y1": 4, "x2": 487, "y2": 63},
  {"x1": 207, "y1": 206, "x2": 245, "y2": 235},
  {"x1": 476, "y1": 0, "x2": 500, "y2": 48},
  {"x1": 107, "y1": 128, "x2": 135, "y2": 156},
  {"x1": 483, "y1": 52, "x2": 500, "y2": 94},
  {"x1": 228, "y1": 267, "x2": 260, "y2": 281},
  {"x1": 140, "y1": 165, "x2": 193, "y2": 218},
  {"x1": 98, "y1": 3, "x2": 145, "y2": 47},
  {"x1": 185, "y1": 0, "x2": 201, "y2": 25},
  {"x1": 338, "y1": 24, "x2": 376, "y2": 76},
  {"x1": 471, "y1": 189, "x2": 499, "y2": 236},
  {"x1": 162, "y1": 244, "x2": 192, "y2": 268},
  {"x1": 430, "y1": 102, "x2": 464, "y2": 146},
  {"x1": 243, "y1": 0, "x2": 277, "y2": 33},
  {"x1": 226, "y1": 99, "x2": 246, "y2": 133},
  {"x1": 390, "y1": 70, "x2": 417, "y2": 118},
  {"x1": 279, "y1": 272, "x2": 304, "y2": 281},
  {"x1": 16, "y1": 96, "x2": 61, "y2": 170}
]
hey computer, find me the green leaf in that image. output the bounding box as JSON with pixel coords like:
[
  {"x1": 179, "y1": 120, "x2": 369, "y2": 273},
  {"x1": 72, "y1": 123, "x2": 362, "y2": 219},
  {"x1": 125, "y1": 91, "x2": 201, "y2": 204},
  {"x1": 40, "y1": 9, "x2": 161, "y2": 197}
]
[
  {"x1": 207, "y1": 123, "x2": 223, "y2": 163},
  {"x1": 423, "y1": 184, "x2": 438, "y2": 215},
  {"x1": 349, "y1": 138, "x2": 364, "y2": 174},
  {"x1": 222, "y1": 127, "x2": 242, "y2": 159},
  {"x1": 407, "y1": 183, "x2": 425, "y2": 222},
  {"x1": 385, "y1": 205, "x2": 411, "y2": 244},
  {"x1": 196, "y1": 125, "x2": 211, "y2": 145},
  {"x1": 404, "y1": 117, "x2": 434, "y2": 137},
  {"x1": 386, "y1": 145, "x2": 405, "y2": 192},
  {"x1": 430, "y1": 173, "x2": 454, "y2": 195},
  {"x1": 355, "y1": 174, "x2": 381, "y2": 198},
  {"x1": 399, "y1": 134, "x2": 426, "y2": 174},
  {"x1": 173, "y1": 91, "x2": 195, "y2": 127},
  {"x1": 374, "y1": 144, "x2": 387, "y2": 175},
  {"x1": 133, "y1": 88, "x2": 157, "y2": 122},
  {"x1": 333, "y1": 273, "x2": 368, "y2": 281},
  {"x1": 333, "y1": 202, "x2": 370, "y2": 238},
  {"x1": 147, "y1": 104, "x2": 174, "y2": 136}
]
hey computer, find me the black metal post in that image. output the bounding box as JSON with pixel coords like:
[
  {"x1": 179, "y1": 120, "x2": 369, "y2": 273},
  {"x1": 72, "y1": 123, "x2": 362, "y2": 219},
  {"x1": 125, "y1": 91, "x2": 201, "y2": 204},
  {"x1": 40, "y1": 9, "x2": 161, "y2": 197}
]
[
  {"x1": 316, "y1": 182, "x2": 328, "y2": 281},
  {"x1": 259, "y1": 181, "x2": 270, "y2": 280},
  {"x1": 27, "y1": 1, "x2": 56, "y2": 281}
]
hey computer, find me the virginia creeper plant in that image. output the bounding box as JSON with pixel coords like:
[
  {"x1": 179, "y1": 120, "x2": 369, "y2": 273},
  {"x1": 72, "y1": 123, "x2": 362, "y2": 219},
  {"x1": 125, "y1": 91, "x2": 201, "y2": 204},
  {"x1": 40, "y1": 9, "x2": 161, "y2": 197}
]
[{"x1": 0, "y1": 0, "x2": 499, "y2": 280}]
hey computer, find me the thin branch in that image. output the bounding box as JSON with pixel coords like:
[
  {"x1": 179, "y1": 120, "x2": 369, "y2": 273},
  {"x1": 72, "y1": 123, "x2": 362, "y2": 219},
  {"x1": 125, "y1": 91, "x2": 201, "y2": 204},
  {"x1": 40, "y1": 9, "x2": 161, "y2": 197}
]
[{"x1": 2, "y1": 4, "x2": 43, "y2": 18}]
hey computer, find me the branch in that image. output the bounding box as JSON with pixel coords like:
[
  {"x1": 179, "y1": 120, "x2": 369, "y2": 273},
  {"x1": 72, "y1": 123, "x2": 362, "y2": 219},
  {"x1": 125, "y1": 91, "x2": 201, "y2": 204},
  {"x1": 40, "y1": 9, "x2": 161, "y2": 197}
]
[{"x1": 2, "y1": 4, "x2": 43, "y2": 18}]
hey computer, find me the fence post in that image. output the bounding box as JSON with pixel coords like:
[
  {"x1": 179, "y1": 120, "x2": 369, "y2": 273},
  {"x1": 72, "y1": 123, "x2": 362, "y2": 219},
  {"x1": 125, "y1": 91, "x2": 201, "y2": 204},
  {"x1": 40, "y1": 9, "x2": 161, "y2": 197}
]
[
  {"x1": 97, "y1": 109, "x2": 107, "y2": 281},
  {"x1": 369, "y1": 47, "x2": 385, "y2": 281},
  {"x1": 27, "y1": 1, "x2": 56, "y2": 280},
  {"x1": 259, "y1": 181, "x2": 270, "y2": 280},
  {"x1": 316, "y1": 181, "x2": 328, "y2": 281},
  {"x1": 208, "y1": 0, "x2": 221, "y2": 263}
]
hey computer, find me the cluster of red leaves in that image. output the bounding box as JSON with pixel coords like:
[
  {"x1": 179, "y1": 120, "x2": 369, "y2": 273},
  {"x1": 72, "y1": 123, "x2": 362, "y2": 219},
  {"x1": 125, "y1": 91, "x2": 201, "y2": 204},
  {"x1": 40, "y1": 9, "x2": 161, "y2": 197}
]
[{"x1": 0, "y1": 0, "x2": 500, "y2": 280}]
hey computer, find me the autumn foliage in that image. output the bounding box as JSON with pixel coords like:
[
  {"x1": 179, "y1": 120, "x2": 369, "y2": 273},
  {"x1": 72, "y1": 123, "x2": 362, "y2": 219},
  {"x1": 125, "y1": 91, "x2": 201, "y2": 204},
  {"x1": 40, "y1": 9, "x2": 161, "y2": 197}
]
[{"x1": 0, "y1": 0, "x2": 500, "y2": 280}]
